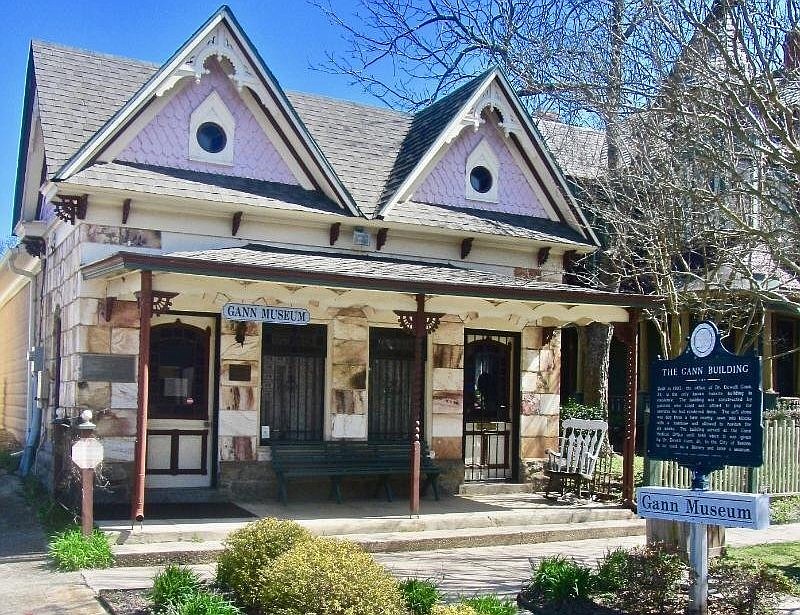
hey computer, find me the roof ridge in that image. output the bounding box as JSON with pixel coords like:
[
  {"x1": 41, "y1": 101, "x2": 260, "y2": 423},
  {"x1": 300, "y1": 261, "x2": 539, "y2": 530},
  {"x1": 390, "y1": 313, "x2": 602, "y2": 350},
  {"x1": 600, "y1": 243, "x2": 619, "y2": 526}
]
[
  {"x1": 287, "y1": 90, "x2": 412, "y2": 119},
  {"x1": 31, "y1": 39, "x2": 160, "y2": 68}
]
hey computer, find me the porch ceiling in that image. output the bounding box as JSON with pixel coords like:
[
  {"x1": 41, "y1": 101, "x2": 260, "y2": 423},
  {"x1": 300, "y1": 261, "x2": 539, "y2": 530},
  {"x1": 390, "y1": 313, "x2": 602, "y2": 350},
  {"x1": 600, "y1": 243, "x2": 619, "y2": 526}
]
[{"x1": 82, "y1": 244, "x2": 658, "y2": 308}]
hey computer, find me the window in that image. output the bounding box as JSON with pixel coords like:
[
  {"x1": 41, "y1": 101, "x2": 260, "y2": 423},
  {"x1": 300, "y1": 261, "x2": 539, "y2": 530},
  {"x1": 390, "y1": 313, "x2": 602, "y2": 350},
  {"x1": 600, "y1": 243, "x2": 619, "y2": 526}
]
[
  {"x1": 149, "y1": 322, "x2": 211, "y2": 419},
  {"x1": 469, "y1": 165, "x2": 493, "y2": 193},
  {"x1": 261, "y1": 324, "x2": 327, "y2": 443},
  {"x1": 196, "y1": 122, "x2": 227, "y2": 154},
  {"x1": 368, "y1": 328, "x2": 420, "y2": 441},
  {"x1": 188, "y1": 91, "x2": 235, "y2": 165},
  {"x1": 465, "y1": 139, "x2": 499, "y2": 202}
]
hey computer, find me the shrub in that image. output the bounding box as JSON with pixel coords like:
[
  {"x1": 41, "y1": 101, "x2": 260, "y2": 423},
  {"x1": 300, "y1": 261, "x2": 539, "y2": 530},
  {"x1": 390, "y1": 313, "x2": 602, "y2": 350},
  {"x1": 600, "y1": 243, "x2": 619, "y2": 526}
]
[
  {"x1": 149, "y1": 565, "x2": 202, "y2": 614},
  {"x1": 461, "y1": 594, "x2": 517, "y2": 615},
  {"x1": 594, "y1": 543, "x2": 687, "y2": 615},
  {"x1": 215, "y1": 517, "x2": 311, "y2": 608},
  {"x1": 257, "y1": 537, "x2": 407, "y2": 615},
  {"x1": 559, "y1": 400, "x2": 605, "y2": 423},
  {"x1": 527, "y1": 556, "x2": 593, "y2": 602},
  {"x1": 594, "y1": 547, "x2": 629, "y2": 593},
  {"x1": 400, "y1": 578, "x2": 443, "y2": 614},
  {"x1": 175, "y1": 590, "x2": 242, "y2": 615},
  {"x1": 771, "y1": 495, "x2": 800, "y2": 525},
  {"x1": 48, "y1": 527, "x2": 113, "y2": 571},
  {"x1": 710, "y1": 559, "x2": 796, "y2": 615},
  {"x1": 431, "y1": 605, "x2": 478, "y2": 615}
]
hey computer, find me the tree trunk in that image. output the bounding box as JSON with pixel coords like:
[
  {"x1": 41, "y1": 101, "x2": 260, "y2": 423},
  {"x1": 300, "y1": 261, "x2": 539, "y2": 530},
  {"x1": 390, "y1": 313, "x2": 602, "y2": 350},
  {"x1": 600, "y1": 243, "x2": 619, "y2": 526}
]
[{"x1": 581, "y1": 323, "x2": 614, "y2": 412}]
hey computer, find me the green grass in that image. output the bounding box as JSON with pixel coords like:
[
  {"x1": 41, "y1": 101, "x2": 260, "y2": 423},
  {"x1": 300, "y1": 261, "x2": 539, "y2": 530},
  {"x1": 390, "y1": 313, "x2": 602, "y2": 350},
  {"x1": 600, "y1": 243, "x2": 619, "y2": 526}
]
[
  {"x1": 48, "y1": 527, "x2": 113, "y2": 571},
  {"x1": 22, "y1": 475, "x2": 76, "y2": 534},
  {"x1": 399, "y1": 579, "x2": 443, "y2": 615},
  {"x1": 725, "y1": 542, "x2": 800, "y2": 589},
  {"x1": 460, "y1": 595, "x2": 518, "y2": 614}
]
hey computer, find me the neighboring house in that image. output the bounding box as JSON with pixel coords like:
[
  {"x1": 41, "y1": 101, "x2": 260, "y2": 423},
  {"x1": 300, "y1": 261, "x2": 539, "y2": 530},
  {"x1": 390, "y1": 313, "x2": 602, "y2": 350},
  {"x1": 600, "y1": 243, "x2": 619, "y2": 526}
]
[{"x1": 3, "y1": 7, "x2": 649, "y2": 514}]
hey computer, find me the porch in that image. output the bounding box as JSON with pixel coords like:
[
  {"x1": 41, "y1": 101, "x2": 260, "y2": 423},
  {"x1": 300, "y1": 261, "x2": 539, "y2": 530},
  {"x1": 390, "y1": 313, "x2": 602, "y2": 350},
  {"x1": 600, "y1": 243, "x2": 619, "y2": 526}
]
[
  {"x1": 97, "y1": 489, "x2": 644, "y2": 566},
  {"x1": 73, "y1": 245, "x2": 654, "y2": 520}
]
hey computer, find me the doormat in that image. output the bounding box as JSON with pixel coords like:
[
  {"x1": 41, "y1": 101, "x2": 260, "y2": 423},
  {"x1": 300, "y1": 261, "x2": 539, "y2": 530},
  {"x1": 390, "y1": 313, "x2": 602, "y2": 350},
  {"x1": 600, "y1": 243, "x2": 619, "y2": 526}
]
[{"x1": 94, "y1": 501, "x2": 257, "y2": 521}]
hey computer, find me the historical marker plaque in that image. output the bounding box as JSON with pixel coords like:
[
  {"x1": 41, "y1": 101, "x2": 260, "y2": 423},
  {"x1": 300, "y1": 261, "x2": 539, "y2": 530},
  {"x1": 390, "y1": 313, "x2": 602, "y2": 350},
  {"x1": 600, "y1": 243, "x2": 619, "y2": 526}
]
[
  {"x1": 648, "y1": 322, "x2": 763, "y2": 472},
  {"x1": 80, "y1": 354, "x2": 137, "y2": 383}
]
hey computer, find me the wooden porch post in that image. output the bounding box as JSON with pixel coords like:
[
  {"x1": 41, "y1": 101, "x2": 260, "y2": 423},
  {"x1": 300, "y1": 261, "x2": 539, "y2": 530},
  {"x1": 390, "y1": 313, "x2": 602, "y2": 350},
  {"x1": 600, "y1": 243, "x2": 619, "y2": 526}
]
[
  {"x1": 620, "y1": 308, "x2": 641, "y2": 509},
  {"x1": 131, "y1": 270, "x2": 153, "y2": 523},
  {"x1": 410, "y1": 294, "x2": 425, "y2": 516}
]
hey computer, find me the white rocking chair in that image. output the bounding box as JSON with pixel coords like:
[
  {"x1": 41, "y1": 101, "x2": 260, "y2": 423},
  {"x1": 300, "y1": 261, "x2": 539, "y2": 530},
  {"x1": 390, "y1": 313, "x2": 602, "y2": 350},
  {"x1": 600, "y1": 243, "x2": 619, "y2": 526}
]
[{"x1": 544, "y1": 419, "x2": 608, "y2": 499}]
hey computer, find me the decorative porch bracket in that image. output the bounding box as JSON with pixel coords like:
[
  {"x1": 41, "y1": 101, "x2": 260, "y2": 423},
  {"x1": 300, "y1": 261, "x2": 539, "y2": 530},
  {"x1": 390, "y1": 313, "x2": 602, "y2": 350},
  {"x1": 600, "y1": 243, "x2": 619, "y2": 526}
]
[
  {"x1": 54, "y1": 194, "x2": 88, "y2": 225},
  {"x1": 395, "y1": 295, "x2": 443, "y2": 515},
  {"x1": 134, "y1": 289, "x2": 179, "y2": 315},
  {"x1": 614, "y1": 308, "x2": 641, "y2": 508}
]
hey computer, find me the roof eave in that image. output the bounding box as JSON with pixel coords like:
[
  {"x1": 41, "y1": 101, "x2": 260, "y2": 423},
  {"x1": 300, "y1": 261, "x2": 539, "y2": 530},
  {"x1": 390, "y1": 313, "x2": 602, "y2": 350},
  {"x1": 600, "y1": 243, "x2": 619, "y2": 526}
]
[
  {"x1": 12, "y1": 47, "x2": 37, "y2": 232},
  {"x1": 81, "y1": 250, "x2": 659, "y2": 308}
]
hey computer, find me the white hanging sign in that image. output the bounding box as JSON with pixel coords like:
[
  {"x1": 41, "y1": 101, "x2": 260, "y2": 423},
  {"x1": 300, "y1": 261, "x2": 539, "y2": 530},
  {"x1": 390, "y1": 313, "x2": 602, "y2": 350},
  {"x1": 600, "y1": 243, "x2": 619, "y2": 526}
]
[
  {"x1": 72, "y1": 438, "x2": 104, "y2": 470},
  {"x1": 637, "y1": 486, "x2": 769, "y2": 529},
  {"x1": 222, "y1": 303, "x2": 310, "y2": 325}
]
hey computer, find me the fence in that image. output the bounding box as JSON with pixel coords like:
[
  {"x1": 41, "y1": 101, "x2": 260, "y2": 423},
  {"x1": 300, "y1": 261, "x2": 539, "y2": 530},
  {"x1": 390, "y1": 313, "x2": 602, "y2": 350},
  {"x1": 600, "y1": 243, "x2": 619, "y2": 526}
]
[{"x1": 653, "y1": 419, "x2": 800, "y2": 494}]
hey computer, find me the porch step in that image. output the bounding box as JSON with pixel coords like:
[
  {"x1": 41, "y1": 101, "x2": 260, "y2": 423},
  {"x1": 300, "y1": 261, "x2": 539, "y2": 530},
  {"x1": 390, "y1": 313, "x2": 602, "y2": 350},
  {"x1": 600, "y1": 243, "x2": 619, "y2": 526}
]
[
  {"x1": 458, "y1": 482, "x2": 533, "y2": 496},
  {"x1": 110, "y1": 518, "x2": 646, "y2": 566},
  {"x1": 105, "y1": 502, "x2": 637, "y2": 545}
]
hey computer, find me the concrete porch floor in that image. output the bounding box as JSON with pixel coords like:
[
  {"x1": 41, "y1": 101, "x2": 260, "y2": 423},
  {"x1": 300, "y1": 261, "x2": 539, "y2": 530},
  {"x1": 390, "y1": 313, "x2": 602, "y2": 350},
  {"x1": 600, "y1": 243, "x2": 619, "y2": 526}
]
[{"x1": 99, "y1": 492, "x2": 645, "y2": 563}]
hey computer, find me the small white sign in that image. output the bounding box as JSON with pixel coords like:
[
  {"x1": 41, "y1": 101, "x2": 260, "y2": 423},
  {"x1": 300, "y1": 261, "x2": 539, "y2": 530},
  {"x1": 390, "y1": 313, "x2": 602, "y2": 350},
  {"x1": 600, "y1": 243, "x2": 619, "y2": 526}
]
[
  {"x1": 222, "y1": 303, "x2": 310, "y2": 325},
  {"x1": 637, "y1": 486, "x2": 770, "y2": 529},
  {"x1": 261, "y1": 425, "x2": 270, "y2": 439},
  {"x1": 72, "y1": 438, "x2": 104, "y2": 470}
]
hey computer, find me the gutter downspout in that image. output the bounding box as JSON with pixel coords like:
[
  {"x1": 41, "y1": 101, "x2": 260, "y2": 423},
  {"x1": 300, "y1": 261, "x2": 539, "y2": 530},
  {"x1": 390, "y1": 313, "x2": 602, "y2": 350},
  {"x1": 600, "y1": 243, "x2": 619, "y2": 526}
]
[{"x1": 8, "y1": 246, "x2": 40, "y2": 476}]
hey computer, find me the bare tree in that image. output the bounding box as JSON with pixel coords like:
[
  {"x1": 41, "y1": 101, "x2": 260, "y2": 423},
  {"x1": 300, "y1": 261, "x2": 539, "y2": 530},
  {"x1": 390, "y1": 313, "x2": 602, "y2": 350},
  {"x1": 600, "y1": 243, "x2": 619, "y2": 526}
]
[{"x1": 317, "y1": 0, "x2": 800, "y2": 397}]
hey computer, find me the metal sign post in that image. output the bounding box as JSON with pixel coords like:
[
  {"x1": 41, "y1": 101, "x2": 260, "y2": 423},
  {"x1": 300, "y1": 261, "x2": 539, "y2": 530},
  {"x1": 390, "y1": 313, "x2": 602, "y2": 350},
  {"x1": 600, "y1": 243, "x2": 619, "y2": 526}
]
[
  {"x1": 645, "y1": 322, "x2": 767, "y2": 615},
  {"x1": 72, "y1": 410, "x2": 103, "y2": 537}
]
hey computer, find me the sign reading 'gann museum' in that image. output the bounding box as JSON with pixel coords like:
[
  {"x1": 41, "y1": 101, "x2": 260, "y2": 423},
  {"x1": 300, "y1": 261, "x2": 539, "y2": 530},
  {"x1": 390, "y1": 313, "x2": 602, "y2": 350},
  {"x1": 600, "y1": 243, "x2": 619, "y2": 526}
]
[{"x1": 222, "y1": 303, "x2": 311, "y2": 325}]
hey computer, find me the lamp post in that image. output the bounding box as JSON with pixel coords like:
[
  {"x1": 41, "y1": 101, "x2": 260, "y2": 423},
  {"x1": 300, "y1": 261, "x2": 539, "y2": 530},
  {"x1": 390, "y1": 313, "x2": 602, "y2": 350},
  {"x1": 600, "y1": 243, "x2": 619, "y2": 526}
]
[{"x1": 72, "y1": 410, "x2": 103, "y2": 537}]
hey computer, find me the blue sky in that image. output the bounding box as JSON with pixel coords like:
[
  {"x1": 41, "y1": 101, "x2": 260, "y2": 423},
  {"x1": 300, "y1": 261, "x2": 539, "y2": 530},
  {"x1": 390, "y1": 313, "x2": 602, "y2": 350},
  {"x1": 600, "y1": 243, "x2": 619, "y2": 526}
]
[{"x1": 0, "y1": 0, "x2": 381, "y2": 235}]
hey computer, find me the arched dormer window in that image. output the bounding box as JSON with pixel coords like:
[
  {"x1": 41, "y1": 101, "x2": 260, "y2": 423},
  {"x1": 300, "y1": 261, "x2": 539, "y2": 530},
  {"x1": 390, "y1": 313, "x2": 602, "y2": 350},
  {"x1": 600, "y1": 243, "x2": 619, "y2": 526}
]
[
  {"x1": 465, "y1": 138, "x2": 499, "y2": 203},
  {"x1": 189, "y1": 91, "x2": 235, "y2": 165}
]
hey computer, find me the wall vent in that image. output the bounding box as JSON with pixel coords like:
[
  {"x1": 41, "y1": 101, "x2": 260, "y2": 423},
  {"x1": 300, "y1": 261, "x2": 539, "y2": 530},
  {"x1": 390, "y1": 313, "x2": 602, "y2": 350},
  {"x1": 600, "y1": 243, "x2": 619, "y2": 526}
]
[{"x1": 353, "y1": 227, "x2": 371, "y2": 247}]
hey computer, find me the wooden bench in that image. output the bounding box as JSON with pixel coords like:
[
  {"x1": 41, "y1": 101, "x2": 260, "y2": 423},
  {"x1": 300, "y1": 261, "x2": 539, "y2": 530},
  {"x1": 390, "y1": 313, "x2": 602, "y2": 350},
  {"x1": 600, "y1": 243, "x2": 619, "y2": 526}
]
[
  {"x1": 271, "y1": 441, "x2": 442, "y2": 505},
  {"x1": 544, "y1": 419, "x2": 608, "y2": 499}
]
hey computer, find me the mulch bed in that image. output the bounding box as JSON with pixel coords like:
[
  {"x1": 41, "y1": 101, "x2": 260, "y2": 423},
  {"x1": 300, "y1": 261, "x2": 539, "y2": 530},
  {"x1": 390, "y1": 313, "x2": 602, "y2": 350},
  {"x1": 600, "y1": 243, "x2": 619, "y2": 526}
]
[
  {"x1": 98, "y1": 589, "x2": 152, "y2": 615},
  {"x1": 517, "y1": 590, "x2": 625, "y2": 615}
]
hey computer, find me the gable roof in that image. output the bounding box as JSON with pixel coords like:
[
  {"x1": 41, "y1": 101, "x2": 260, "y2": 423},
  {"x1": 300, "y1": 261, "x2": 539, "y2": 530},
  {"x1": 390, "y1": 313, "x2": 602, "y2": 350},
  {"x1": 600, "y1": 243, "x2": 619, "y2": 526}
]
[
  {"x1": 48, "y1": 6, "x2": 361, "y2": 217},
  {"x1": 16, "y1": 11, "x2": 598, "y2": 247}
]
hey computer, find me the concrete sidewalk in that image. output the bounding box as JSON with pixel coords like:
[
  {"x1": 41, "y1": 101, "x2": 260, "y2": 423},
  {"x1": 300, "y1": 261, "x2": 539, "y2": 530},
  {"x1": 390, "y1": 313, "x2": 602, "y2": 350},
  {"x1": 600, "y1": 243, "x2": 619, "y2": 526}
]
[
  {"x1": 0, "y1": 472, "x2": 106, "y2": 615},
  {"x1": 84, "y1": 522, "x2": 800, "y2": 611}
]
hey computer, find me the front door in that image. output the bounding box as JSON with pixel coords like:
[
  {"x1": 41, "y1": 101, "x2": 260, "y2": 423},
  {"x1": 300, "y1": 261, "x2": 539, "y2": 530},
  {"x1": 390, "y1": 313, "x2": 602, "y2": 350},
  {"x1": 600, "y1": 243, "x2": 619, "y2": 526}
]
[
  {"x1": 463, "y1": 331, "x2": 519, "y2": 481},
  {"x1": 146, "y1": 315, "x2": 216, "y2": 488}
]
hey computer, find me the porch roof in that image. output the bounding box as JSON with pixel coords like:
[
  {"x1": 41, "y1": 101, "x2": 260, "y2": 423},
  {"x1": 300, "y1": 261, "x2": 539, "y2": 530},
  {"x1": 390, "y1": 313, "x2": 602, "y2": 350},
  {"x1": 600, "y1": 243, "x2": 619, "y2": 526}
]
[{"x1": 82, "y1": 245, "x2": 658, "y2": 307}]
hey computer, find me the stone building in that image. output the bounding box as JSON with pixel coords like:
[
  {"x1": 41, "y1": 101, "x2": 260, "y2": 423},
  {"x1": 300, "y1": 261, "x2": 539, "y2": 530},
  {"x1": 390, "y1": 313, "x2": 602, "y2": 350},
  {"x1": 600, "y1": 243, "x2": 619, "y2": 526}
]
[{"x1": 2, "y1": 6, "x2": 650, "y2": 517}]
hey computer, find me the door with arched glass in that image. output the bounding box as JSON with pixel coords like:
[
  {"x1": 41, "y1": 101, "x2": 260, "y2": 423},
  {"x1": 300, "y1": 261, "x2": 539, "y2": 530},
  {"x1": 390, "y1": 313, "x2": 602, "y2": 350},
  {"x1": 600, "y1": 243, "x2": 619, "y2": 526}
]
[
  {"x1": 463, "y1": 331, "x2": 520, "y2": 481},
  {"x1": 145, "y1": 316, "x2": 216, "y2": 488}
]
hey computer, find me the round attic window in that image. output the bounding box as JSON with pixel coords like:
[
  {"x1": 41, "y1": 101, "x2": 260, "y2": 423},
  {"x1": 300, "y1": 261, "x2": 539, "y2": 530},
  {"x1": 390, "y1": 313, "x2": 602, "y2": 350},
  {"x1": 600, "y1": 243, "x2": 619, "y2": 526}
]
[
  {"x1": 469, "y1": 166, "x2": 493, "y2": 194},
  {"x1": 196, "y1": 122, "x2": 227, "y2": 154}
]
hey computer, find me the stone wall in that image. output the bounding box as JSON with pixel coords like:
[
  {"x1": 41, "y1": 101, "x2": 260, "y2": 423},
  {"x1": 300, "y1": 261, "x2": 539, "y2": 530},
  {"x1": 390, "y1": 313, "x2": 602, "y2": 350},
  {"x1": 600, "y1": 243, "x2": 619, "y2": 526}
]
[
  {"x1": 330, "y1": 308, "x2": 368, "y2": 439},
  {"x1": 519, "y1": 325, "x2": 562, "y2": 482},
  {"x1": 429, "y1": 317, "x2": 465, "y2": 464}
]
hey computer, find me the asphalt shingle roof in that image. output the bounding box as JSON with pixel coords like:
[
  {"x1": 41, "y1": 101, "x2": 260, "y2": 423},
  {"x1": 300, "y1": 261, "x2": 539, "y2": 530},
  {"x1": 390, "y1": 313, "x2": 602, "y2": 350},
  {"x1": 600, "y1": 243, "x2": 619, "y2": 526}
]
[
  {"x1": 29, "y1": 40, "x2": 592, "y2": 242},
  {"x1": 31, "y1": 41, "x2": 158, "y2": 175},
  {"x1": 63, "y1": 161, "x2": 343, "y2": 215},
  {"x1": 163, "y1": 244, "x2": 615, "y2": 295},
  {"x1": 286, "y1": 92, "x2": 413, "y2": 218},
  {"x1": 384, "y1": 200, "x2": 592, "y2": 246}
]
